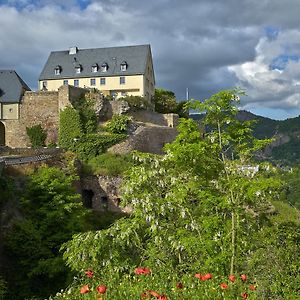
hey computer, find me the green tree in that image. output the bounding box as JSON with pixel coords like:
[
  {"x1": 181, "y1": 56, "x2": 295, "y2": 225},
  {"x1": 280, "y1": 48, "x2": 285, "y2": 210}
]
[
  {"x1": 154, "y1": 88, "x2": 188, "y2": 117},
  {"x1": 4, "y1": 166, "x2": 88, "y2": 299},
  {"x1": 52, "y1": 90, "x2": 290, "y2": 299},
  {"x1": 153, "y1": 88, "x2": 177, "y2": 113}
]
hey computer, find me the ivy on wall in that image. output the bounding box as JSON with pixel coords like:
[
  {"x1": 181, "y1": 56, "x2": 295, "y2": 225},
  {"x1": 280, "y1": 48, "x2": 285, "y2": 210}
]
[
  {"x1": 59, "y1": 106, "x2": 82, "y2": 149},
  {"x1": 73, "y1": 133, "x2": 127, "y2": 160}
]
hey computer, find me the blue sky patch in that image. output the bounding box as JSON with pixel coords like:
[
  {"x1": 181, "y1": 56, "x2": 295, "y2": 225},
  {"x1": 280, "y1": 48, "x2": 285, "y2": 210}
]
[
  {"x1": 264, "y1": 26, "x2": 280, "y2": 40},
  {"x1": 270, "y1": 54, "x2": 300, "y2": 70}
]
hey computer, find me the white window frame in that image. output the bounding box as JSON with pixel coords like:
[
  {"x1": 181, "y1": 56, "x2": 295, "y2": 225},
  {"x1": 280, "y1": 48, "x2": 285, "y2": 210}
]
[
  {"x1": 120, "y1": 76, "x2": 125, "y2": 85},
  {"x1": 90, "y1": 78, "x2": 96, "y2": 86}
]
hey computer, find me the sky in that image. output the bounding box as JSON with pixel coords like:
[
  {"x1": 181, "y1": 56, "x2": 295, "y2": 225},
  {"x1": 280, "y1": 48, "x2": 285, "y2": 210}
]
[{"x1": 1, "y1": 0, "x2": 300, "y2": 120}]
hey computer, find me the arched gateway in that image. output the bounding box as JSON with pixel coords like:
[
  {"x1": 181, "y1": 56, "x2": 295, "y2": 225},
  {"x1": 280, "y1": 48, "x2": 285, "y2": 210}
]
[{"x1": 0, "y1": 122, "x2": 5, "y2": 146}]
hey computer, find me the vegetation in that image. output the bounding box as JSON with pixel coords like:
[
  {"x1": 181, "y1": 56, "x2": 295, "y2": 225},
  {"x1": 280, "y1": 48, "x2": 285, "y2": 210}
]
[
  {"x1": 106, "y1": 114, "x2": 131, "y2": 134},
  {"x1": 81, "y1": 153, "x2": 134, "y2": 176},
  {"x1": 121, "y1": 95, "x2": 151, "y2": 110},
  {"x1": 26, "y1": 124, "x2": 47, "y2": 147},
  {"x1": 3, "y1": 166, "x2": 88, "y2": 299},
  {"x1": 154, "y1": 88, "x2": 188, "y2": 117},
  {"x1": 46, "y1": 89, "x2": 299, "y2": 299},
  {"x1": 72, "y1": 133, "x2": 127, "y2": 160},
  {"x1": 72, "y1": 94, "x2": 98, "y2": 134},
  {"x1": 1, "y1": 89, "x2": 299, "y2": 299},
  {"x1": 59, "y1": 106, "x2": 82, "y2": 149}
]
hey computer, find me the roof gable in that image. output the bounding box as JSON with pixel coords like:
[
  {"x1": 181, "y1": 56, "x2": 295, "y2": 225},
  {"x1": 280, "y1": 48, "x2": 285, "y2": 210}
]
[
  {"x1": 0, "y1": 70, "x2": 31, "y2": 103},
  {"x1": 39, "y1": 44, "x2": 151, "y2": 80}
]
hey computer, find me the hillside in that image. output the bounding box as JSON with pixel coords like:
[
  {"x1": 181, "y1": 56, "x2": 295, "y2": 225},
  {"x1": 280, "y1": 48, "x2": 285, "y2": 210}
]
[{"x1": 190, "y1": 110, "x2": 300, "y2": 164}]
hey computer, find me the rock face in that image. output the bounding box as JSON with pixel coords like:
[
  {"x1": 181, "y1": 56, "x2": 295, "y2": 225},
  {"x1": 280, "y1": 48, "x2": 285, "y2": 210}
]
[
  {"x1": 80, "y1": 175, "x2": 131, "y2": 213},
  {"x1": 108, "y1": 124, "x2": 178, "y2": 155}
]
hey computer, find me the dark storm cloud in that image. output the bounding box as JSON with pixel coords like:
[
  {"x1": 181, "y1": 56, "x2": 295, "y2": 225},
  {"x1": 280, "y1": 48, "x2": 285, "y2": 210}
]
[{"x1": 1, "y1": 0, "x2": 300, "y2": 118}]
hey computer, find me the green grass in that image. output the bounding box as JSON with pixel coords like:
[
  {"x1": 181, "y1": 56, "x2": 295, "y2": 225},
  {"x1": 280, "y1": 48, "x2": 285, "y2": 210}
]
[{"x1": 82, "y1": 153, "x2": 134, "y2": 176}]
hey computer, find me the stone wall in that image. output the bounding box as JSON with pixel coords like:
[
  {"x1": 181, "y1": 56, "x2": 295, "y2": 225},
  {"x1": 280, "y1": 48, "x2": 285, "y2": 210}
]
[
  {"x1": 58, "y1": 85, "x2": 89, "y2": 110},
  {"x1": 129, "y1": 110, "x2": 179, "y2": 127},
  {"x1": 3, "y1": 85, "x2": 89, "y2": 148},
  {"x1": 80, "y1": 175, "x2": 128, "y2": 213},
  {"x1": 5, "y1": 91, "x2": 59, "y2": 147},
  {"x1": 108, "y1": 124, "x2": 178, "y2": 155}
]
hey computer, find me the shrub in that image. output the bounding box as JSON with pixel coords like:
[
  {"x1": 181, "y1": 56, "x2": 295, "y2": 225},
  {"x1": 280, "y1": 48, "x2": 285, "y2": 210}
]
[
  {"x1": 26, "y1": 124, "x2": 47, "y2": 147},
  {"x1": 73, "y1": 133, "x2": 127, "y2": 160},
  {"x1": 106, "y1": 115, "x2": 131, "y2": 134},
  {"x1": 121, "y1": 95, "x2": 150, "y2": 111},
  {"x1": 59, "y1": 106, "x2": 82, "y2": 149},
  {"x1": 82, "y1": 153, "x2": 133, "y2": 176}
]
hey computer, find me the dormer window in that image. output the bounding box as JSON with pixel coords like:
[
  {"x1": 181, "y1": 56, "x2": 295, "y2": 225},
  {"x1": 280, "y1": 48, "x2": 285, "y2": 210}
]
[
  {"x1": 101, "y1": 63, "x2": 108, "y2": 72},
  {"x1": 120, "y1": 61, "x2": 127, "y2": 71},
  {"x1": 75, "y1": 64, "x2": 82, "y2": 74},
  {"x1": 91, "y1": 63, "x2": 98, "y2": 73},
  {"x1": 54, "y1": 65, "x2": 62, "y2": 75}
]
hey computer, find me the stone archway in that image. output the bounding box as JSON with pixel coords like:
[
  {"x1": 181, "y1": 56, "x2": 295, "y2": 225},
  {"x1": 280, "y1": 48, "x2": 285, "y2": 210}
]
[{"x1": 0, "y1": 122, "x2": 5, "y2": 146}]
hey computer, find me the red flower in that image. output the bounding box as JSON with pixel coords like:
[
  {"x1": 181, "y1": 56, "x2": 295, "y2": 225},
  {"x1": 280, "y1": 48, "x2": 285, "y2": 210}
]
[
  {"x1": 134, "y1": 267, "x2": 151, "y2": 275},
  {"x1": 98, "y1": 298, "x2": 103, "y2": 300},
  {"x1": 158, "y1": 295, "x2": 168, "y2": 300},
  {"x1": 176, "y1": 282, "x2": 184, "y2": 289},
  {"x1": 194, "y1": 273, "x2": 202, "y2": 279},
  {"x1": 249, "y1": 284, "x2": 256, "y2": 291},
  {"x1": 85, "y1": 269, "x2": 94, "y2": 278},
  {"x1": 149, "y1": 290, "x2": 160, "y2": 298},
  {"x1": 202, "y1": 273, "x2": 213, "y2": 281},
  {"x1": 229, "y1": 274, "x2": 236, "y2": 283},
  {"x1": 220, "y1": 282, "x2": 229, "y2": 290},
  {"x1": 241, "y1": 292, "x2": 248, "y2": 299},
  {"x1": 96, "y1": 285, "x2": 107, "y2": 294},
  {"x1": 240, "y1": 274, "x2": 247, "y2": 282},
  {"x1": 140, "y1": 292, "x2": 149, "y2": 299},
  {"x1": 80, "y1": 285, "x2": 89, "y2": 294}
]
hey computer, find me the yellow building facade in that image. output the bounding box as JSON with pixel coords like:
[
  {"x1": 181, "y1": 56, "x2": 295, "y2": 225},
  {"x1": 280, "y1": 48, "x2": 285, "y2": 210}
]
[{"x1": 39, "y1": 45, "x2": 155, "y2": 101}]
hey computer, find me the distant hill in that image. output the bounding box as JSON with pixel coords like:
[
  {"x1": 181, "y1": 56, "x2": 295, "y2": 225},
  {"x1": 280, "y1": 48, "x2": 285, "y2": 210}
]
[{"x1": 190, "y1": 111, "x2": 300, "y2": 164}]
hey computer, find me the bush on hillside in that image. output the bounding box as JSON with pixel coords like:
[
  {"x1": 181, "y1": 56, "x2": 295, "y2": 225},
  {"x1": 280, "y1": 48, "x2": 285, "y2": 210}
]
[
  {"x1": 106, "y1": 115, "x2": 131, "y2": 134},
  {"x1": 26, "y1": 124, "x2": 47, "y2": 147},
  {"x1": 73, "y1": 133, "x2": 127, "y2": 160}
]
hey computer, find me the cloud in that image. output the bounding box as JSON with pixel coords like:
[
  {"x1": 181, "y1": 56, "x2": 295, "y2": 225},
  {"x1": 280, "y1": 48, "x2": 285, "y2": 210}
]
[
  {"x1": 1, "y1": 0, "x2": 300, "y2": 119},
  {"x1": 229, "y1": 29, "x2": 300, "y2": 113}
]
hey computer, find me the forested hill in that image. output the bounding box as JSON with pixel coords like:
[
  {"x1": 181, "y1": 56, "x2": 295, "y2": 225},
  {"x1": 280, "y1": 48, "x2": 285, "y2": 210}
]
[{"x1": 190, "y1": 111, "x2": 300, "y2": 164}]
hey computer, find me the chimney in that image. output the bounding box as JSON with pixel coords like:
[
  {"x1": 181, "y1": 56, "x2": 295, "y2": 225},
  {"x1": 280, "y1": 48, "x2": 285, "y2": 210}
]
[{"x1": 69, "y1": 46, "x2": 78, "y2": 55}]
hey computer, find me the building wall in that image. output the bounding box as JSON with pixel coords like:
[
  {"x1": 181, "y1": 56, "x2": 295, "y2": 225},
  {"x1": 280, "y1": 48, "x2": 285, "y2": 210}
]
[
  {"x1": 39, "y1": 74, "x2": 147, "y2": 99},
  {"x1": 2, "y1": 86, "x2": 87, "y2": 147},
  {"x1": 0, "y1": 103, "x2": 19, "y2": 119},
  {"x1": 4, "y1": 91, "x2": 59, "y2": 147}
]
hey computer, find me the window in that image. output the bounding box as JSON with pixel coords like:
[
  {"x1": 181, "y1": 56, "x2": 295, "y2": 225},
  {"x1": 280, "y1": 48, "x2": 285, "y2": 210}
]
[
  {"x1": 54, "y1": 65, "x2": 61, "y2": 75},
  {"x1": 75, "y1": 64, "x2": 82, "y2": 74},
  {"x1": 74, "y1": 79, "x2": 79, "y2": 87},
  {"x1": 101, "y1": 63, "x2": 108, "y2": 72},
  {"x1": 100, "y1": 78, "x2": 106, "y2": 85},
  {"x1": 9, "y1": 108, "x2": 13, "y2": 113},
  {"x1": 91, "y1": 64, "x2": 98, "y2": 73},
  {"x1": 121, "y1": 91, "x2": 127, "y2": 97},
  {"x1": 120, "y1": 61, "x2": 127, "y2": 71},
  {"x1": 90, "y1": 78, "x2": 96, "y2": 86},
  {"x1": 63, "y1": 80, "x2": 68, "y2": 85},
  {"x1": 120, "y1": 76, "x2": 125, "y2": 84},
  {"x1": 42, "y1": 81, "x2": 47, "y2": 90}
]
